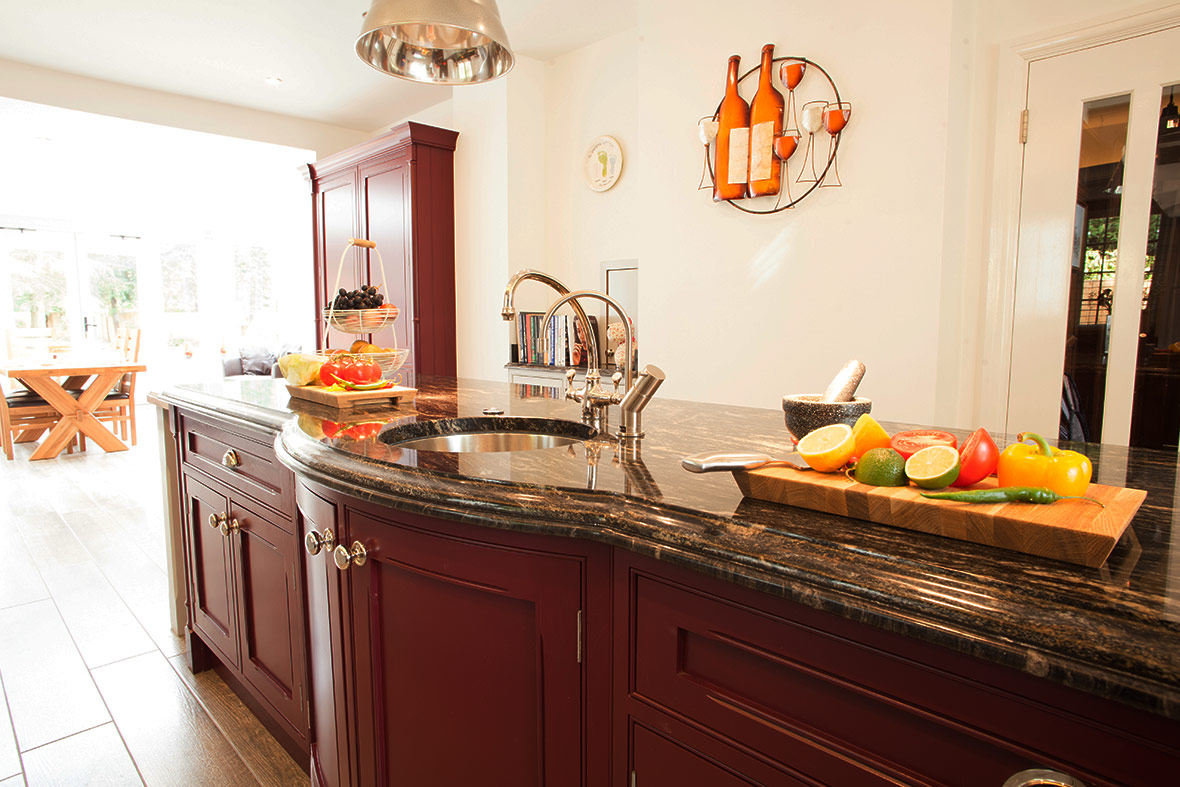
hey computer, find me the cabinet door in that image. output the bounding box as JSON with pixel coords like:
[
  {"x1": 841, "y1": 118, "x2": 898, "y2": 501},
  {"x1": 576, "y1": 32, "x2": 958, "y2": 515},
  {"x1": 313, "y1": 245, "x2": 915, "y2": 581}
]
[
  {"x1": 346, "y1": 512, "x2": 585, "y2": 787},
  {"x1": 298, "y1": 484, "x2": 352, "y2": 787},
  {"x1": 316, "y1": 168, "x2": 361, "y2": 351},
  {"x1": 359, "y1": 157, "x2": 412, "y2": 368},
  {"x1": 231, "y1": 495, "x2": 307, "y2": 742},
  {"x1": 183, "y1": 473, "x2": 238, "y2": 667},
  {"x1": 631, "y1": 721, "x2": 798, "y2": 787}
]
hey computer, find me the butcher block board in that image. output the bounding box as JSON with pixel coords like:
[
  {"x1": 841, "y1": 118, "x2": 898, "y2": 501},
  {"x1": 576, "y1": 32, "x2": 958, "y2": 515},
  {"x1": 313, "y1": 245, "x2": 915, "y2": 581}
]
[
  {"x1": 734, "y1": 469, "x2": 1146, "y2": 567},
  {"x1": 286, "y1": 384, "x2": 416, "y2": 411}
]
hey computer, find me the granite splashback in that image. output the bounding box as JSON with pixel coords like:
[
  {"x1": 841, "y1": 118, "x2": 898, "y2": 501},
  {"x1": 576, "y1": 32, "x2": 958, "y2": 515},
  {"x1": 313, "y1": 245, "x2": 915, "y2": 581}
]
[{"x1": 157, "y1": 375, "x2": 1180, "y2": 720}]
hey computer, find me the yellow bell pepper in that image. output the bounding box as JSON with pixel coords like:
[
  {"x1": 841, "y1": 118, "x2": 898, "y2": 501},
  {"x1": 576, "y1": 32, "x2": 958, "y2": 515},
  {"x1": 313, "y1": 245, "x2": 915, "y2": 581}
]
[{"x1": 996, "y1": 432, "x2": 1092, "y2": 497}]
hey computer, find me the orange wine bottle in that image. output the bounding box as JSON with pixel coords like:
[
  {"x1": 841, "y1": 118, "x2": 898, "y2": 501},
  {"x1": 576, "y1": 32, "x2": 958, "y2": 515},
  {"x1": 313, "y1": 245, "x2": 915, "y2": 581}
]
[
  {"x1": 748, "y1": 44, "x2": 784, "y2": 197},
  {"x1": 714, "y1": 55, "x2": 750, "y2": 201}
]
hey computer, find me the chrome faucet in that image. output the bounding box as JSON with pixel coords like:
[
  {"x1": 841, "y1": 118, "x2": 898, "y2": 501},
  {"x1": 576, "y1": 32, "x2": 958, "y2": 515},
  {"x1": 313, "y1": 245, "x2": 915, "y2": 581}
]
[
  {"x1": 501, "y1": 270, "x2": 599, "y2": 366},
  {"x1": 541, "y1": 289, "x2": 665, "y2": 439}
]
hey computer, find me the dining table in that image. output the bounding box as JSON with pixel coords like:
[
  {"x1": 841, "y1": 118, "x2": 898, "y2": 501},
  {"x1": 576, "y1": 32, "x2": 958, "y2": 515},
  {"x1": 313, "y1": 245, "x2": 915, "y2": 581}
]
[{"x1": 1, "y1": 359, "x2": 147, "y2": 460}]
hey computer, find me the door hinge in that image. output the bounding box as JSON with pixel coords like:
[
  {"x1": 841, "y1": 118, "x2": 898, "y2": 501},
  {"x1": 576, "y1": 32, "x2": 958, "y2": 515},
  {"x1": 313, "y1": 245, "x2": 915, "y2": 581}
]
[
  {"x1": 630, "y1": 770, "x2": 637, "y2": 787},
  {"x1": 1019, "y1": 109, "x2": 1029, "y2": 144},
  {"x1": 576, "y1": 609, "x2": 583, "y2": 664}
]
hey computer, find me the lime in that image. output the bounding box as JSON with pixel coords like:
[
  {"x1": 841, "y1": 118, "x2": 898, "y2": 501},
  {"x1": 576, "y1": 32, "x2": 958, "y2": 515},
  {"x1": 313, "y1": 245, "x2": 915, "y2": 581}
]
[
  {"x1": 853, "y1": 447, "x2": 907, "y2": 487},
  {"x1": 851, "y1": 414, "x2": 892, "y2": 459},
  {"x1": 905, "y1": 445, "x2": 961, "y2": 489},
  {"x1": 797, "y1": 424, "x2": 855, "y2": 473}
]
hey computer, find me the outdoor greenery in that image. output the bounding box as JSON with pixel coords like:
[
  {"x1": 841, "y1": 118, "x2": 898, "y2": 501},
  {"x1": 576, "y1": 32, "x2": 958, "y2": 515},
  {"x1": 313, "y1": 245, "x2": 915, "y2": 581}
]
[
  {"x1": 10, "y1": 249, "x2": 67, "y2": 327},
  {"x1": 88, "y1": 253, "x2": 138, "y2": 319},
  {"x1": 161, "y1": 243, "x2": 199, "y2": 312}
]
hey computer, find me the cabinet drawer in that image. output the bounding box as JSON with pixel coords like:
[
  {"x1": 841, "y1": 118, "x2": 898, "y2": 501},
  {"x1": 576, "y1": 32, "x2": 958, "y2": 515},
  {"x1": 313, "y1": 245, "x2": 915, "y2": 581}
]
[
  {"x1": 180, "y1": 413, "x2": 293, "y2": 522},
  {"x1": 631, "y1": 571, "x2": 1042, "y2": 787}
]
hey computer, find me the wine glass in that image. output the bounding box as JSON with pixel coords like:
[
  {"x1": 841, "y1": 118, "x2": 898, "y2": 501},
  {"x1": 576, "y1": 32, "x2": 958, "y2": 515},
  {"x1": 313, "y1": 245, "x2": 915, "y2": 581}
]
[
  {"x1": 697, "y1": 117, "x2": 719, "y2": 190},
  {"x1": 772, "y1": 130, "x2": 801, "y2": 209},
  {"x1": 778, "y1": 59, "x2": 806, "y2": 133},
  {"x1": 796, "y1": 101, "x2": 826, "y2": 184},
  {"x1": 820, "y1": 101, "x2": 852, "y2": 187}
]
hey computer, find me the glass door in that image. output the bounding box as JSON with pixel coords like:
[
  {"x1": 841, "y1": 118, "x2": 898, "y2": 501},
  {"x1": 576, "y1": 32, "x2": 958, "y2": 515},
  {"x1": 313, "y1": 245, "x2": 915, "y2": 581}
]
[
  {"x1": 1009, "y1": 25, "x2": 1180, "y2": 450},
  {"x1": 1, "y1": 227, "x2": 142, "y2": 359}
]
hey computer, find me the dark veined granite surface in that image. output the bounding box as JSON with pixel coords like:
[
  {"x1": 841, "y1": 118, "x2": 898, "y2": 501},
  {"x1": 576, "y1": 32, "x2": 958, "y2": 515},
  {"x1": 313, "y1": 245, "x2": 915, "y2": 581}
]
[{"x1": 156, "y1": 376, "x2": 1180, "y2": 721}]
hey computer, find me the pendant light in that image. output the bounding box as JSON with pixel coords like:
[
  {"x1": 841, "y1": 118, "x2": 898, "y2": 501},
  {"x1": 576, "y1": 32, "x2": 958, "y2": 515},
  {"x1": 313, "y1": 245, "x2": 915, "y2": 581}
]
[{"x1": 356, "y1": 0, "x2": 515, "y2": 85}]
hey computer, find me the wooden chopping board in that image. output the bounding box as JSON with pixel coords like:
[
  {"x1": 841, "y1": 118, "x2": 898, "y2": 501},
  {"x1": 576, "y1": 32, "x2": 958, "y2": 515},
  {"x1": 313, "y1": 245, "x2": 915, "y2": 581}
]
[
  {"x1": 734, "y1": 469, "x2": 1146, "y2": 567},
  {"x1": 286, "y1": 384, "x2": 416, "y2": 411}
]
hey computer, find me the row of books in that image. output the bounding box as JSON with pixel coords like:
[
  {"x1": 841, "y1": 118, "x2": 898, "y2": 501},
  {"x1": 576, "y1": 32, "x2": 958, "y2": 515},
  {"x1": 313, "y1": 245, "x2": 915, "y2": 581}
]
[{"x1": 514, "y1": 312, "x2": 597, "y2": 367}]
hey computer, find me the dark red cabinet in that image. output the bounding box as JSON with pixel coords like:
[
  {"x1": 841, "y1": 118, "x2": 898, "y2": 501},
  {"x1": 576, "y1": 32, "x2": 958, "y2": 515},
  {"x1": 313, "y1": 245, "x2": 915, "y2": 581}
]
[
  {"x1": 182, "y1": 473, "x2": 238, "y2": 667},
  {"x1": 309, "y1": 121, "x2": 458, "y2": 377},
  {"x1": 297, "y1": 483, "x2": 610, "y2": 787},
  {"x1": 615, "y1": 552, "x2": 1180, "y2": 787},
  {"x1": 174, "y1": 410, "x2": 309, "y2": 766}
]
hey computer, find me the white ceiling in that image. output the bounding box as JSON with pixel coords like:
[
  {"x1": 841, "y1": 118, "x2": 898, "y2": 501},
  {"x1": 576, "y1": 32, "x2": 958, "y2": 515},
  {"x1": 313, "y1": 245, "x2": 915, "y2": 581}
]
[{"x1": 0, "y1": 0, "x2": 637, "y2": 131}]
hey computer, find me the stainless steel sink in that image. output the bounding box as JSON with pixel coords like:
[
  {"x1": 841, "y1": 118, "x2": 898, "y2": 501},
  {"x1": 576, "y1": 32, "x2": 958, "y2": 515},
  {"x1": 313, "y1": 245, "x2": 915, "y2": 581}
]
[{"x1": 380, "y1": 416, "x2": 595, "y2": 453}]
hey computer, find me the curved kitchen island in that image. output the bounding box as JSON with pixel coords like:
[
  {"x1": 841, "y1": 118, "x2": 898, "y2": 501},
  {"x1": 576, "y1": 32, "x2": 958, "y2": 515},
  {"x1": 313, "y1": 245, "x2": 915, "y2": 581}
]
[{"x1": 154, "y1": 377, "x2": 1180, "y2": 787}]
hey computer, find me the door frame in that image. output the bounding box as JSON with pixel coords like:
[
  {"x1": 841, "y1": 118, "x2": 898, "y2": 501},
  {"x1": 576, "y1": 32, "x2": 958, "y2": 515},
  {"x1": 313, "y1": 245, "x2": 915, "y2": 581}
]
[{"x1": 980, "y1": 2, "x2": 1180, "y2": 435}]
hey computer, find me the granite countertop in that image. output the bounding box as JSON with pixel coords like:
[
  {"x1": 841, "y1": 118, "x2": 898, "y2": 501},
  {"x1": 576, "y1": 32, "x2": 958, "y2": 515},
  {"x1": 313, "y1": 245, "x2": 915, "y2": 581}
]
[{"x1": 155, "y1": 376, "x2": 1180, "y2": 721}]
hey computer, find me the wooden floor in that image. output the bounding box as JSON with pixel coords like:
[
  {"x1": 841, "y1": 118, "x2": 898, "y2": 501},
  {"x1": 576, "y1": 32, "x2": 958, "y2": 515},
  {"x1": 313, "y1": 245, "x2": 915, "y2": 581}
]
[{"x1": 0, "y1": 413, "x2": 306, "y2": 787}]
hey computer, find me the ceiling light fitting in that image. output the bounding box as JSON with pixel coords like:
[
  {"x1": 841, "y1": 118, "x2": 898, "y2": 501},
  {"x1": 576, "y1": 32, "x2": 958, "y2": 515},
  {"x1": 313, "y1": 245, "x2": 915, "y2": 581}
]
[
  {"x1": 355, "y1": 0, "x2": 514, "y2": 85},
  {"x1": 264, "y1": 76, "x2": 284, "y2": 86}
]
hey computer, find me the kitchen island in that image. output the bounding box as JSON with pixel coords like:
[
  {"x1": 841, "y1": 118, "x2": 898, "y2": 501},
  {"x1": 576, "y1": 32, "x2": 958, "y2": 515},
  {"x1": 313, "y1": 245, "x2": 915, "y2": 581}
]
[{"x1": 155, "y1": 376, "x2": 1180, "y2": 787}]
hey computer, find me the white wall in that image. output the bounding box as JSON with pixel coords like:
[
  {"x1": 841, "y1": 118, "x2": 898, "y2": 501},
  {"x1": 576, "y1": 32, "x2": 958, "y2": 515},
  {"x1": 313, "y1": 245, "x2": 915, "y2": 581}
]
[{"x1": 0, "y1": 57, "x2": 369, "y2": 158}]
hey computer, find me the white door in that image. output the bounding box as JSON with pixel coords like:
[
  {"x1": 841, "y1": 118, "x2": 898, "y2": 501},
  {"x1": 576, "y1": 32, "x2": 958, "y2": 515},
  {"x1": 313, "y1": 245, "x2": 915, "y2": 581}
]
[{"x1": 1009, "y1": 25, "x2": 1180, "y2": 449}]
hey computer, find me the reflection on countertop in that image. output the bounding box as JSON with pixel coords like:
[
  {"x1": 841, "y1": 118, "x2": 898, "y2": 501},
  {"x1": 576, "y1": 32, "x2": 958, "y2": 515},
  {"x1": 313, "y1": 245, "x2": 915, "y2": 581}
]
[{"x1": 154, "y1": 375, "x2": 1180, "y2": 720}]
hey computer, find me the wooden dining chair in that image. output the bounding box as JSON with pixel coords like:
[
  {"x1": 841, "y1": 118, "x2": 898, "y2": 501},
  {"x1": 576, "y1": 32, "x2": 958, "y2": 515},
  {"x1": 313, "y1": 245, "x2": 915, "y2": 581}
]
[
  {"x1": 93, "y1": 327, "x2": 141, "y2": 445},
  {"x1": 0, "y1": 381, "x2": 74, "y2": 460}
]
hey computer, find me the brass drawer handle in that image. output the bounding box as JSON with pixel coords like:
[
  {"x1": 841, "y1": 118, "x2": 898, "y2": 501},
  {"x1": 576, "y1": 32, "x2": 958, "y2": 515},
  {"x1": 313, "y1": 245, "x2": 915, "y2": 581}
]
[
  {"x1": 1002, "y1": 770, "x2": 1088, "y2": 787},
  {"x1": 333, "y1": 541, "x2": 368, "y2": 570},
  {"x1": 207, "y1": 512, "x2": 227, "y2": 529},
  {"x1": 219, "y1": 517, "x2": 240, "y2": 537},
  {"x1": 305, "y1": 528, "x2": 336, "y2": 556},
  {"x1": 221, "y1": 449, "x2": 240, "y2": 468}
]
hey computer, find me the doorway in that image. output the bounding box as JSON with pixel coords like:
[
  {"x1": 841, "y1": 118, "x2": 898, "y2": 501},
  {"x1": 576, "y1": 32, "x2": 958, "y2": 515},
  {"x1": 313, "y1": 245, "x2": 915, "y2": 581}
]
[{"x1": 1008, "y1": 24, "x2": 1180, "y2": 450}]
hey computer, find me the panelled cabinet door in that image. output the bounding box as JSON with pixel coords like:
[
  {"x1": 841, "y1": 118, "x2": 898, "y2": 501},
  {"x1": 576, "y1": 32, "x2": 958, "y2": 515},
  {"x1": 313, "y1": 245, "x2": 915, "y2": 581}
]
[
  {"x1": 345, "y1": 511, "x2": 585, "y2": 787},
  {"x1": 297, "y1": 484, "x2": 352, "y2": 787},
  {"x1": 316, "y1": 168, "x2": 361, "y2": 351},
  {"x1": 182, "y1": 473, "x2": 239, "y2": 668},
  {"x1": 630, "y1": 721, "x2": 800, "y2": 787},
  {"x1": 230, "y1": 495, "x2": 308, "y2": 742},
  {"x1": 359, "y1": 158, "x2": 412, "y2": 361}
]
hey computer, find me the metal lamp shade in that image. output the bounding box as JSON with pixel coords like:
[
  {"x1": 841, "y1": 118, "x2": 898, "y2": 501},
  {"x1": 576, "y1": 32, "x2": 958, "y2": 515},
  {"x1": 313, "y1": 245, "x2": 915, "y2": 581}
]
[{"x1": 356, "y1": 0, "x2": 514, "y2": 85}]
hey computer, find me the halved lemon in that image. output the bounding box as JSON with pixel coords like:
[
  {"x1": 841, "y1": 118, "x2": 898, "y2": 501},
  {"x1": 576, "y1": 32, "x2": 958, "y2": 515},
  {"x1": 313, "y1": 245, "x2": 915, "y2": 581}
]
[
  {"x1": 904, "y1": 445, "x2": 961, "y2": 489},
  {"x1": 851, "y1": 414, "x2": 891, "y2": 459},
  {"x1": 797, "y1": 424, "x2": 856, "y2": 473}
]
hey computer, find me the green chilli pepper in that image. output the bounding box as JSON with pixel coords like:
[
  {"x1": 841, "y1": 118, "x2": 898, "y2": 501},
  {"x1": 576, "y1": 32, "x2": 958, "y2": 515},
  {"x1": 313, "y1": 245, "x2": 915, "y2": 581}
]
[{"x1": 920, "y1": 486, "x2": 1104, "y2": 507}]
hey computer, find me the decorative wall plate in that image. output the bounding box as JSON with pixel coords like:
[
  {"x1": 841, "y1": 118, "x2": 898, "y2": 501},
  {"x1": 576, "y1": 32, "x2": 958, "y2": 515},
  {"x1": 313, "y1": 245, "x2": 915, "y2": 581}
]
[{"x1": 584, "y1": 135, "x2": 623, "y2": 192}]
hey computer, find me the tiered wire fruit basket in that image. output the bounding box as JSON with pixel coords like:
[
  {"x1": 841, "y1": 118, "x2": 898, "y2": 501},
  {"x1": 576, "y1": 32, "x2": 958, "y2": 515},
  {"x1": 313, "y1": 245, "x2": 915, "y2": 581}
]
[{"x1": 320, "y1": 238, "x2": 410, "y2": 383}]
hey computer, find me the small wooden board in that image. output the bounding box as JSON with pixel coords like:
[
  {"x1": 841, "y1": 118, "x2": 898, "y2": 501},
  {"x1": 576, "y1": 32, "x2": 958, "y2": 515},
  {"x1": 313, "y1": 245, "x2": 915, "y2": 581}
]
[
  {"x1": 286, "y1": 383, "x2": 416, "y2": 411},
  {"x1": 734, "y1": 470, "x2": 1146, "y2": 568}
]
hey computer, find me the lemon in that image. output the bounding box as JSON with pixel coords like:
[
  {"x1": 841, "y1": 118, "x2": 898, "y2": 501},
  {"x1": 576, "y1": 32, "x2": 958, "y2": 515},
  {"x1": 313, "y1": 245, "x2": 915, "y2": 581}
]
[
  {"x1": 797, "y1": 424, "x2": 856, "y2": 473},
  {"x1": 853, "y1": 447, "x2": 907, "y2": 487},
  {"x1": 851, "y1": 414, "x2": 891, "y2": 459},
  {"x1": 905, "y1": 445, "x2": 961, "y2": 489}
]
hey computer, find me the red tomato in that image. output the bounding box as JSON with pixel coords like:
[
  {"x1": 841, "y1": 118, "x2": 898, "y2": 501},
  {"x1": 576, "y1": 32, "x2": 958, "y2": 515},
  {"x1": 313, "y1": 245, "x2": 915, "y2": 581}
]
[
  {"x1": 890, "y1": 430, "x2": 957, "y2": 460},
  {"x1": 319, "y1": 359, "x2": 345, "y2": 387},
  {"x1": 952, "y1": 427, "x2": 999, "y2": 487},
  {"x1": 321, "y1": 420, "x2": 345, "y2": 439},
  {"x1": 319, "y1": 357, "x2": 381, "y2": 387}
]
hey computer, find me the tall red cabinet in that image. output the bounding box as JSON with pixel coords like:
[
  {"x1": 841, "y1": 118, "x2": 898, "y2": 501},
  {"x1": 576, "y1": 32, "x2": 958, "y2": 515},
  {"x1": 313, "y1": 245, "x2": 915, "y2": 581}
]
[{"x1": 309, "y1": 122, "x2": 458, "y2": 378}]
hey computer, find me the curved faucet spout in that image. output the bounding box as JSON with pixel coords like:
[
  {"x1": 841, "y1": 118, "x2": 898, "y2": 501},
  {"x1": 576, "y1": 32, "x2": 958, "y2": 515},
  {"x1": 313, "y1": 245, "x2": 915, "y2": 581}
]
[
  {"x1": 502, "y1": 270, "x2": 598, "y2": 366},
  {"x1": 542, "y1": 290, "x2": 633, "y2": 393}
]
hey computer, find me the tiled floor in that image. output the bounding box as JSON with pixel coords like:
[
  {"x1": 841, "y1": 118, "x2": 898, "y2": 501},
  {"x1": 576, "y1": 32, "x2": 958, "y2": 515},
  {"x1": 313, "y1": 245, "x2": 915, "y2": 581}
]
[{"x1": 0, "y1": 412, "x2": 305, "y2": 786}]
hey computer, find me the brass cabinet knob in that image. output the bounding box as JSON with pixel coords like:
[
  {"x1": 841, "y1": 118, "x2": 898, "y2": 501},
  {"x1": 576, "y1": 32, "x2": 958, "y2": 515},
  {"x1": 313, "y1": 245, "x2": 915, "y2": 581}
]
[
  {"x1": 1002, "y1": 770, "x2": 1088, "y2": 787},
  {"x1": 220, "y1": 517, "x2": 240, "y2": 537},
  {"x1": 333, "y1": 541, "x2": 368, "y2": 571},
  {"x1": 304, "y1": 528, "x2": 336, "y2": 556},
  {"x1": 221, "y1": 449, "x2": 240, "y2": 468},
  {"x1": 207, "y1": 512, "x2": 227, "y2": 529}
]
